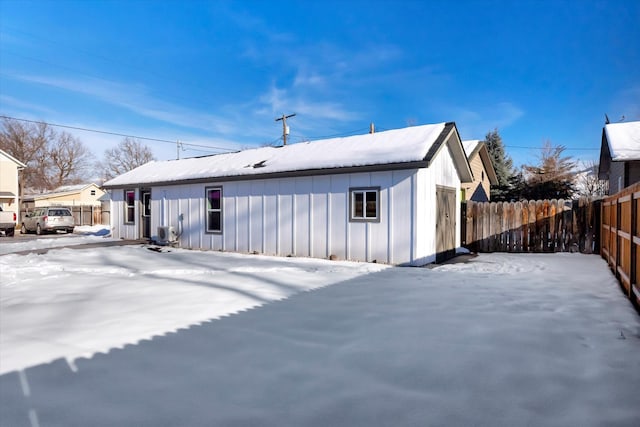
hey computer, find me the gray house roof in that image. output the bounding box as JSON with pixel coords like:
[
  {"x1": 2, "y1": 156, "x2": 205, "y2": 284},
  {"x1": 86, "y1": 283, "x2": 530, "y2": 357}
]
[{"x1": 103, "y1": 122, "x2": 473, "y2": 188}]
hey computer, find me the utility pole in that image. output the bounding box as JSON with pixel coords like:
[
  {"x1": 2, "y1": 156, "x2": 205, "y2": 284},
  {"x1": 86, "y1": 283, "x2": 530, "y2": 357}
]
[
  {"x1": 275, "y1": 113, "x2": 296, "y2": 145},
  {"x1": 176, "y1": 140, "x2": 182, "y2": 160}
]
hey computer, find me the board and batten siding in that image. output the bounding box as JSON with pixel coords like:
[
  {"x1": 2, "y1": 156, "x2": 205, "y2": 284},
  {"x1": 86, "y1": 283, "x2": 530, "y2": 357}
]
[
  {"x1": 414, "y1": 143, "x2": 462, "y2": 265},
  {"x1": 109, "y1": 145, "x2": 463, "y2": 265},
  {"x1": 463, "y1": 152, "x2": 490, "y2": 202},
  {"x1": 130, "y1": 169, "x2": 417, "y2": 264},
  {"x1": 109, "y1": 188, "x2": 139, "y2": 240}
]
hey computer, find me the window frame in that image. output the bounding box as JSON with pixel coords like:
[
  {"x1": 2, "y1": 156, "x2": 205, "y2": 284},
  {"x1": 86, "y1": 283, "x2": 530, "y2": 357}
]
[
  {"x1": 205, "y1": 186, "x2": 223, "y2": 233},
  {"x1": 349, "y1": 187, "x2": 381, "y2": 223},
  {"x1": 124, "y1": 189, "x2": 135, "y2": 224}
]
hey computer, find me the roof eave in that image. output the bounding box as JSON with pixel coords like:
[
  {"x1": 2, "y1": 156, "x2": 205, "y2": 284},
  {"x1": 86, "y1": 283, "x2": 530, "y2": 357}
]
[
  {"x1": 424, "y1": 122, "x2": 474, "y2": 183},
  {"x1": 598, "y1": 128, "x2": 612, "y2": 179},
  {"x1": 102, "y1": 160, "x2": 431, "y2": 189},
  {"x1": 477, "y1": 145, "x2": 499, "y2": 185},
  {"x1": 0, "y1": 148, "x2": 27, "y2": 168}
]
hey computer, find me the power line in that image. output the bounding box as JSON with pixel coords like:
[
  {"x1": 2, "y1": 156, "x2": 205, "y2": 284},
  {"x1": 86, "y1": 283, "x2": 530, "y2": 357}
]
[
  {"x1": 0, "y1": 26, "x2": 219, "y2": 112},
  {"x1": 0, "y1": 115, "x2": 238, "y2": 152},
  {"x1": 504, "y1": 145, "x2": 600, "y2": 151}
]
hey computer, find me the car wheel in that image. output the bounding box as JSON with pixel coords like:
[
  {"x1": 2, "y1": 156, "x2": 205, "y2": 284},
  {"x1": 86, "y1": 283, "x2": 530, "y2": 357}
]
[
  {"x1": 7, "y1": 227, "x2": 14, "y2": 237},
  {"x1": 36, "y1": 224, "x2": 42, "y2": 235},
  {"x1": 67, "y1": 228, "x2": 75, "y2": 234},
  {"x1": 20, "y1": 224, "x2": 27, "y2": 234}
]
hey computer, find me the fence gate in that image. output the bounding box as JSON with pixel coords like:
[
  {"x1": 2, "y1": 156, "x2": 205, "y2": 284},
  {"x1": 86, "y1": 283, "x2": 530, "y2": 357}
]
[{"x1": 462, "y1": 198, "x2": 600, "y2": 254}]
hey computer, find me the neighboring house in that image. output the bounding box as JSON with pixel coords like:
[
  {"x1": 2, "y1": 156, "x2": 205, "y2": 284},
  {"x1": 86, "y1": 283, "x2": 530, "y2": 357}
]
[
  {"x1": 598, "y1": 120, "x2": 640, "y2": 194},
  {"x1": 461, "y1": 140, "x2": 498, "y2": 202},
  {"x1": 22, "y1": 183, "x2": 105, "y2": 210},
  {"x1": 0, "y1": 149, "x2": 26, "y2": 211},
  {"x1": 103, "y1": 122, "x2": 473, "y2": 265}
]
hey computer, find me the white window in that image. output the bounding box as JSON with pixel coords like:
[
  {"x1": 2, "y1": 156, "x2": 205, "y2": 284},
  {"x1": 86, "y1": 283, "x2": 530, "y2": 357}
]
[
  {"x1": 205, "y1": 187, "x2": 223, "y2": 233},
  {"x1": 124, "y1": 190, "x2": 135, "y2": 224},
  {"x1": 350, "y1": 187, "x2": 380, "y2": 222}
]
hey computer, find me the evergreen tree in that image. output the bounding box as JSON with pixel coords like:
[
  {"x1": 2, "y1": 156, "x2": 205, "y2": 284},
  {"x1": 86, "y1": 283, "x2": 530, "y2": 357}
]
[{"x1": 483, "y1": 129, "x2": 514, "y2": 201}]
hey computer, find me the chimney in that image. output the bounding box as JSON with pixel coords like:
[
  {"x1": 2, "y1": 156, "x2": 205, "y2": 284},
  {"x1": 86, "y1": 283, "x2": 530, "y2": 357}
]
[{"x1": 369, "y1": 122, "x2": 375, "y2": 134}]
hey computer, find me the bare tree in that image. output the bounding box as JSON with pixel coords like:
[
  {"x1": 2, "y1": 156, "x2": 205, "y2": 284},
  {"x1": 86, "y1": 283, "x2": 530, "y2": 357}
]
[
  {"x1": 575, "y1": 160, "x2": 608, "y2": 197},
  {"x1": 0, "y1": 118, "x2": 50, "y2": 191},
  {"x1": 46, "y1": 132, "x2": 93, "y2": 189},
  {"x1": 522, "y1": 140, "x2": 577, "y2": 199},
  {"x1": 0, "y1": 118, "x2": 93, "y2": 192},
  {"x1": 100, "y1": 137, "x2": 155, "y2": 181}
]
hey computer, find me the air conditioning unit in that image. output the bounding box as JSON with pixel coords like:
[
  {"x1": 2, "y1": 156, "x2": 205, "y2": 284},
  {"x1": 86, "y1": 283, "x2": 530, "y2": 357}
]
[{"x1": 157, "y1": 226, "x2": 178, "y2": 245}]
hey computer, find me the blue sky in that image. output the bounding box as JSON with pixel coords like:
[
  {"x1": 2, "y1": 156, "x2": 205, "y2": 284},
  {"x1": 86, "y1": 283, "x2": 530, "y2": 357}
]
[{"x1": 1, "y1": 0, "x2": 638, "y2": 168}]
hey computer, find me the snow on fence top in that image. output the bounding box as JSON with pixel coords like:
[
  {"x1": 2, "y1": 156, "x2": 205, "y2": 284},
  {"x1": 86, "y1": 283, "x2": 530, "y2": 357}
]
[
  {"x1": 605, "y1": 120, "x2": 640, "y2": 161},
  {"x1": 103, "y1": 123, "x2": 448, "y2": 187}
]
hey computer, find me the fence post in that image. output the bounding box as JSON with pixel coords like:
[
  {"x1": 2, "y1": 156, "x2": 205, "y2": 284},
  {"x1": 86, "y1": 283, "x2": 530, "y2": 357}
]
[
  {"x1": 461, "y1": 202, "x2": 467, "y2": 247},
  {"x1": 514, "y1": 201, "x2": 522, "y2": 252},
  {"x1": 549, "y1": 199, "x2": 556, "y2": 251},
  {"x1": 631, "y1": 191, "x2": 637, "y2": 300}
]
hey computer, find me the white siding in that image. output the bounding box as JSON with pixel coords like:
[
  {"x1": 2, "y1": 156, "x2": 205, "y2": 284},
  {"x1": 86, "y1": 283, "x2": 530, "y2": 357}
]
[
  {"x1": 109, "y1": 156, "x2": 467, "y2": 266},
  {"x1": 412, "y1": 142, "x2": 462, "y2": 266},
  {"x1": 389, "y1": 170, "x2": 413, "y2": 264},
  {"x1": 110, "y1": 188, "x2": 139, "y2": 240},
  {"x1": 111, "y1": 169, "x2": 426, "y2": 264}
]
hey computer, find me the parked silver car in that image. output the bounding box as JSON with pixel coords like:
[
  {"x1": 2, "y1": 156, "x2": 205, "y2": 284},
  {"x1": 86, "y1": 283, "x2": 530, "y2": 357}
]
[{"x1": 21, "y1": 207, "x2": 75, "y2": 235}]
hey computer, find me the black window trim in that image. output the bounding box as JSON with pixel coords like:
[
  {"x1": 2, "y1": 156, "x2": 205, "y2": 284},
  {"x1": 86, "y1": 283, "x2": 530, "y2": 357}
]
[
  {"x1": 349, "y1": 186, "x2": 381, "y2": 223},
  {"x1": 205, "y1": 186, "x2": 223, "y2": 234}
]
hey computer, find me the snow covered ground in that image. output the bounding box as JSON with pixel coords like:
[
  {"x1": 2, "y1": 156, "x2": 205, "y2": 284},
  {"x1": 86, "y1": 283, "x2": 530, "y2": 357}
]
[
  {"x1": 0, "y1": 237, "x2": 639, "y2": 426},
  {"x1": 0, "y1": 225, "x2": 115, "y2": 255}
]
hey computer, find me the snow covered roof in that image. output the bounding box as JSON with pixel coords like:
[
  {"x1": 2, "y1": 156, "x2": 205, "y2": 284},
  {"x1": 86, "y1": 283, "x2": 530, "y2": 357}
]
[
  {"x1": 462, "y1": 140, "x2": 481, "y2": 156},
  {"x1": 604, "y1": 121, "x2": 640, "y2": 161},
  {"x1": 462, "y1": 140, "x2": 498, "y2": 185},
  {"x1": 598, "y1": 121, "x2": 640, "y2": 180},
  {"x1": 24, "y1": 183, "x2": 101, "y2": 200},
  {"x1": 104, "y1": 123, "x2": 473, "y2": 188}
]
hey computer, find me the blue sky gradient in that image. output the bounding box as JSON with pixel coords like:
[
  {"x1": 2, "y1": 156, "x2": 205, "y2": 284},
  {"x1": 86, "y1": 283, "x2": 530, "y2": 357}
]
[{"x1": 1, "y1": 0, "x2": 638, "y2": 167}]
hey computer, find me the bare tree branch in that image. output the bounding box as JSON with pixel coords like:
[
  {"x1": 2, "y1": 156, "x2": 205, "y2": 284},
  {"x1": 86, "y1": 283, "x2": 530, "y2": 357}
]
[{"x1": 100, "y1": 137, "x2": 155, "y2": 181}]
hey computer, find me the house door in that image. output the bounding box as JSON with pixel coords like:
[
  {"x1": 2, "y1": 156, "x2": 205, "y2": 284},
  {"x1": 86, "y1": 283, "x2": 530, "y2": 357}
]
[
  {"x1": 141, "y1": 190, "x2": 151, "y2": 239},
  {"x1": 436, "y1": 186, "x2": 456, "y2": 263}
]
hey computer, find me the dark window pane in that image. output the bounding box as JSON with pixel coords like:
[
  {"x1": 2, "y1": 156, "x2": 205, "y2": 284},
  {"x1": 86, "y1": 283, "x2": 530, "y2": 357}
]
[
  {"x1": 126, "y1": 191, "x2": 135, "y2": 206},
  {"x1": 208, "y1": 211, "x2": 221, "y2": 231},
  {"x1": 354, "y1": 192, "x2": 364, "y2": 217},
  {"x1": 365, "y1": 191, "x2": 377, "y2": 218},
  {"x1": 208, "y1": 189, "x2": 221, "y2": 210},
  {"x1": 127, "y1": 207, "x2": 135, "y2": 223}
]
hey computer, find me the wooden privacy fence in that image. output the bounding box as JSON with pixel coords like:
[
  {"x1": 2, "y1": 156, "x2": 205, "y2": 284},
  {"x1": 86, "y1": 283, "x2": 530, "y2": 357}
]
[
  {"x1": 601, "y1": 182, "x2": 640, "y2": 305},
  {"x1": 462, "y1": 198, "x2": 601, "y2": 254},
  {"x1": 20, "y1": 205, "x2": 110, "y2": 226}
]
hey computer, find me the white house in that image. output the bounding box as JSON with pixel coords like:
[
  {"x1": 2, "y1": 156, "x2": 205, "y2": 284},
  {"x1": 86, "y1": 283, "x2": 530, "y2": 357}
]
[
  {"x1": 103, "y1": 122, "x2": 473, "y2": 265},
  {"x1": 0, "y1": 148, "x2": 26, "y2": 212}
]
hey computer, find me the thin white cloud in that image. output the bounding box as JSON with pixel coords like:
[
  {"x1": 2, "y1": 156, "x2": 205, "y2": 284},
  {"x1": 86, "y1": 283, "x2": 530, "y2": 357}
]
[
  {"x1": 445, "y1": 102, "x2": 525, "y2": 139},
  {"x1": 7, "y1": 73, "x2": 237, "y2": 135},
  {"x1": 0, "y1": 94, "x2": 58, "y2": 116},
  {"x1": 257, "y1": 85, "x2": 360, "y2": 123}
]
